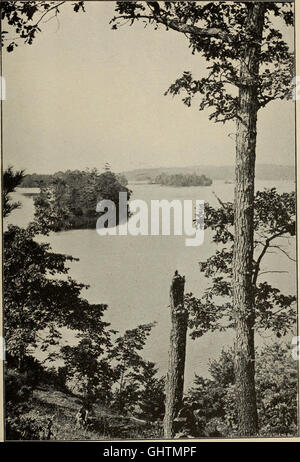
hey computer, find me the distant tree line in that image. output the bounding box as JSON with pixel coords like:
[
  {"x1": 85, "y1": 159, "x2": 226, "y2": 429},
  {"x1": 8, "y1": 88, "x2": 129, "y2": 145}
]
[
  {"x1": 154, "y1": 172, "x2": 212, "y2": 187},
  {"x1": 21, "y1": 170, "x2": 128, "y2": 188}
]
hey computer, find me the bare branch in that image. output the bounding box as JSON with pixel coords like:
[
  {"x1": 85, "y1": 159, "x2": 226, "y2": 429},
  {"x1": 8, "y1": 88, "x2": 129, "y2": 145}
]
[
  {"x1": 34, "y1": 2, "x2": 66, "y2": 28},
  {"x1": 212, "y1": 191, "x2": 227, "y2": 209},
  {"x1": 253, "y1": 228, "x2": 292, "y2": 286},
  {"x1": 257, "y1": 270, "x2": 288, "y2": 277},
  {"x1": 269, "y1": 245, "x2": 296, "y2": 262}
]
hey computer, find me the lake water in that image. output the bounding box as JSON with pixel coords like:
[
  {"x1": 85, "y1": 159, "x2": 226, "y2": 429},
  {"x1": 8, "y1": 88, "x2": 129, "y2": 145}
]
[{"x1": 8, "y1": 180, "x2": 296, "y2": 388}]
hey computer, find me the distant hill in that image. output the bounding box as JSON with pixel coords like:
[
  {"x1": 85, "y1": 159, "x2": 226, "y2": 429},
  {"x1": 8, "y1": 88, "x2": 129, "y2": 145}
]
[{"x1": 122, "y1": 164, "x2": 295, "y2": 183}]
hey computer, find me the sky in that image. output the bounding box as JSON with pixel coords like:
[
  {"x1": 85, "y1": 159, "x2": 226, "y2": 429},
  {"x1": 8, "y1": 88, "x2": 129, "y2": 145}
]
[{"x1": 3, "y1": 1, "x2": 296, "y2": 174}]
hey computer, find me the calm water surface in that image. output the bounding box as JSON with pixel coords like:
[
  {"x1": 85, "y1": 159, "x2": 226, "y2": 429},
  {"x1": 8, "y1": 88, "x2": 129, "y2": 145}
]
[{"x1": 8, "y1": 180, "x2": 296, "y2": 387}]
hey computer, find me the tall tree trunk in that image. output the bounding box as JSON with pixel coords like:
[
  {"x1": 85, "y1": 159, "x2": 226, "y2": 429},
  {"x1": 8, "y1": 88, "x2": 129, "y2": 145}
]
[
  {"x1": 163, "y1": 271, "x2": 187, "y2": 438},
  {"x1": 233, "y1": 3, "x2": 265, "y2": 436}
]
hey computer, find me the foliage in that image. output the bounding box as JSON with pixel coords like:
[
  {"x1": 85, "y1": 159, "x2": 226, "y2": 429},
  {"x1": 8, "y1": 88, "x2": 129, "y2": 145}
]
[
  {"x1": 3, "y1": 166, "x2": 25, "y2": 217},
  {"x1": 5, "y1": 369, "x2": 33, "y2": 404},
  {"x1": 1, "y1": 1, "x2": 85, "y2": 52},
  {"x1": 59, "y1": 323, "x2": 165, "y2": 421},
  {"x1": 6, "y1": 413, "x2": 48, "y2": 440},
  {"x1": 108, "y1": 323, "x2": 157, "y2": 414},
  {"x1": 32, "y1": 168, "x2": 131, "y2": 231},
  {"x1": 155, "y1": 172, "x2": 212, "y2": 187},
  {"x1": 187, "y1": 343, "x2": 298, "y2": 436},
  {"x1": 4, "y1": 220, "x2": 111, "y2": 368},
  {"x1": 255, "y1": 343, "x2": 298, "y2": 436},
  {"x1": 187, "y1": 188, "x2": 296, "y2": 339},
  {"x1": 130, "y1": 361, "x2": 165, "y2": 422},
  {"x1": 20, "y1": 172, "x2": 56, "y2": 188},
  {"x1": 47, "y1": 324, "x2": 163, "y2": 418},
  {"x1": 5, "y1": 369, "x2": 55, "y2": 440},
  {"x1": 60, "y1": 335, "x2": 115, "y2": 407}
]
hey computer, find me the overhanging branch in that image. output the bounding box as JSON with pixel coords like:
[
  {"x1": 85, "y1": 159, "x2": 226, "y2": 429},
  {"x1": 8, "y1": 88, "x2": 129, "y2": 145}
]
[{"x1": 112, "y1": 2, "x2": 231, "y2": 41}]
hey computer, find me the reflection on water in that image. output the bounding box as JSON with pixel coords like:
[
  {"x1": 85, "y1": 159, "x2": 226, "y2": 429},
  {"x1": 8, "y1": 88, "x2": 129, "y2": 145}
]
[{"x1": 7, "y1": 180, "x2": 296, "y2": 387}]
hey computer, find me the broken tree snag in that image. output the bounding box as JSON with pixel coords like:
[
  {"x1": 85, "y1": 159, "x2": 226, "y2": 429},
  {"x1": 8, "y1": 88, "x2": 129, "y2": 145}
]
[{"x1": 163, "y1": 271, "x2": 188, "y2": 438}]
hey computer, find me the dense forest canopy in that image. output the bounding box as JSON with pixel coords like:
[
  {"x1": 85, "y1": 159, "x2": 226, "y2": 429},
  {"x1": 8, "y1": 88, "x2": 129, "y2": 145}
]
[{"x1": 30, "y1": 168, "x2": 131, "y2": 231}]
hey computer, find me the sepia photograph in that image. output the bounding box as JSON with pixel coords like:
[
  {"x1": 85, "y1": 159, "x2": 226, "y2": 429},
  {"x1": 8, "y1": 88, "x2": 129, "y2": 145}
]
[{"x1": 0, "y1": 0, "x2": 299, "y2": 443}]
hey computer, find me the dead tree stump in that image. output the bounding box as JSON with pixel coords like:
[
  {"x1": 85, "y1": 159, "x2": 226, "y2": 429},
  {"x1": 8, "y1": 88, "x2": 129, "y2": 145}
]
[{"x1": 163, "y1": 271, "x2": 188, "y2": 438}]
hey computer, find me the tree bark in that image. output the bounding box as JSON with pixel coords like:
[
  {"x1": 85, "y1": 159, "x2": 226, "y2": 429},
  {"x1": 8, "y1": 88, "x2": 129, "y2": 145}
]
[
  {"x1": 163, "y1": 271, "x2": 187, "y2": 438},
  {"x1": 233, "y1": 3, "x2": 265, "y2": 436}
]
